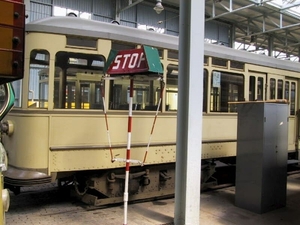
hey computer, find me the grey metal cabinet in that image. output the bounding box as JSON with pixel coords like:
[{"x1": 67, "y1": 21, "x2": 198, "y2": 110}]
[{"x1": 235, "y1": 102, "x2": 288, "y2": 213}]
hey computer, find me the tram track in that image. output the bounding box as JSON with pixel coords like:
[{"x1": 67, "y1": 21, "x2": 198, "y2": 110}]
[
  {"x1": 6, "y1": 166, "x2": 300, "y2": 225},
  {"x1": 8, "y1": 167, "x2": 300, "y2": 209},
  {"x1": 6, "y1": 177, "x2": 233, "y2": 213}
]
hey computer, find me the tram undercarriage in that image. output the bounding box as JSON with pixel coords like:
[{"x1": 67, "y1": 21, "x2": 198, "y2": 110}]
[
  {"x1": 68, "y1": 163, "x2": 175, "y2": 206},
  {"x1": 67, "y1": 160, "x2": 230, "y2": 206},
  {"x1": 5, "y1": 160, "x2": 235, "y2": 206}
]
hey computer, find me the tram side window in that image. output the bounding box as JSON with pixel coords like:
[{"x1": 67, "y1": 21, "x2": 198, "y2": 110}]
[
  {"x1": 210, "y1": 71, "x2": 244, "y2": 112},
  {"x1": 28, "y1": 49, "x2": 50, "y2": 108},
  {"x1": 249, "y1": 76, "x2": 264, "y2": 101},
  {"x1": 269, "y1": 78, "x2": 276, "y2": 99},
  {"x1": 54, "y1": 51, "x2": 105, "y2": 109},
  {"x1": 166, "y1": 64, "x2": 178, "y2": 111},
  {"x1": 249, "y1": 76, "x2": 255, "y2": 101},
  {"x1": 290, "y1": 82, "x2": 296, "y2": 115},
  {"x1": 109, "y1": 78, "x2": 161, "y2": 110},
  {"x1": 257, "y1": 77, "x2": 264, "y2": 100},
  {"x1": 269, "y1": 78, "x2": 284, "y2": 100},
  {"x1": 277, "y1": 79, "x2": 283, "y2": 99},
  {"x1": 285, "y1": 81, "x2": 289, "y2": 101},
  {"x1": 284, "y1": 81, "x2": 296, "y2": 115},
  {"x1": 166, "y1": 64, "x2": 208, "y2": 112}
]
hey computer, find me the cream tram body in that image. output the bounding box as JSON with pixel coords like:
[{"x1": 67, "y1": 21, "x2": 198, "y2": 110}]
[{"x1": 2, "y1": 17, "x2": 299, "y2": 200}]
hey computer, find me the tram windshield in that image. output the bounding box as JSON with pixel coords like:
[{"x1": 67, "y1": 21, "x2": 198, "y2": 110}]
[
  {"x1": 54, "y1": 52, "x2": 105, "y2": 109},
  {"x1": 28, "y1": 49, "x2": 49, "y2": 108},
  {"x1": 28, "y1": 50, "x2": 105, "y2": 109}
]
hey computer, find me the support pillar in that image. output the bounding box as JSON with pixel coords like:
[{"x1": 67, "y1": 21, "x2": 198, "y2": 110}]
[{"x1": 174, "y1": 1, "x2": 204, "y2": 224}]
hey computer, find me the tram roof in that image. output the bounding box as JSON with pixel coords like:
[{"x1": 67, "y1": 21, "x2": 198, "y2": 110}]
[{"x1": 26, "y1": 16, "x2": 300, "y2": 73}]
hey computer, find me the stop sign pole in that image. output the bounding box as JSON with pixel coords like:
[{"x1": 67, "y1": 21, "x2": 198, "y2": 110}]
[
  {"x1": 123, "y1": 78, "x2": 134, "y2": 225},
  {"x1": 105, "y1": 46, "x2": 163, "y2": 225}
]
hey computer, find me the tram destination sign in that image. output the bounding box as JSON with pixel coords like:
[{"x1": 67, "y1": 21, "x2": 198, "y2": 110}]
[{"x1": 105, "y1": 45, "x2": 163, "y2": 76}]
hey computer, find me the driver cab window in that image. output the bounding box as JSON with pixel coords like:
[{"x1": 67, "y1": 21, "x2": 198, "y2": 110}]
[{"x1": 28, "y1": 49, "x2": 50, "y2": 108}]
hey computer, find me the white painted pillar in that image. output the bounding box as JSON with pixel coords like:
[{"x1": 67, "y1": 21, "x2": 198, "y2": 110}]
[{"x1": 174, "y1": 1, "x2": 205, "y2": 224}]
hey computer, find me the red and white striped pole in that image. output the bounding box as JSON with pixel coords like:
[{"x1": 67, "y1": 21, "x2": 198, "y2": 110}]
[{"x1": 123, "y1": 78, "x2": 134, "y2": 225}]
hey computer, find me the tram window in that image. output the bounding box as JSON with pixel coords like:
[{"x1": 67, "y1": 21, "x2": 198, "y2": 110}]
[
  {"x1": 210, "y1": 71, "x2": 244, "y2": 112},
  {"x1": 66, "y1": 36, "x2": 97, "y2": 49},
  {"x1": 28, "y1": 49, "x2": 50, "y2": 108},
  {"x1": 277, "y1": 79, "x2": 283, "y2": 99},
  {"x1": 249, "y1": 76, "x2": 264, "y2": 101},
  {"x1": 168, "y1": 51, "x2": 178, "y2": 60},
  {"x1": 269, "y1": 78, "x2": 276, "y2": 99},
  {"x1": 290, "y1": 82, "x2": 296, "y2": 115},
  {"x1": 54, "y1": 51, "x2": 105, "y2": 109},
  {"x1": 249, "y1": 76, "x2": 255, "y2": 101},
  {"x1": 230, "y1": 61, "x2": 245, "y2": 70},
  {"x1": 12, "y1": 80, "x2": 22, "y2": 107},
  {"x1": 203, "y1": 70, "x2": 208, "y2": 112},
  {"x1": 166, "y1": 64, "x2": 178, "y2": 111},
  {"x1": 81, "y1": 83, "x2": 90, "y2": 109},
  {"x1": 211, "y1": 58, "x2": 227, "y2": 67},
  {"x1": 285, "y1": 81, "x2": 289, "y2": 101},
  {"x1": 112, "y1": 42, "x2": 136, "y2": 50},
  {"x1": 166, "y1": 64, "x2": 208, "y2": 112},
  {"x1": 109, "y1": 78, "x2": 161, "y2": 111},
  {"x1": 204, "y1": 56, "x2": 208, "y2": 65},
  {"x1": 257, "y1": 77, "x2": 264, "y2": 101}
]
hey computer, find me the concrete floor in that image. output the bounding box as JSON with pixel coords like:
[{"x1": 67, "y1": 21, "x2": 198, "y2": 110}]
[{"x1": 6, "y1": 173, "x2": 300, "y2": 225}]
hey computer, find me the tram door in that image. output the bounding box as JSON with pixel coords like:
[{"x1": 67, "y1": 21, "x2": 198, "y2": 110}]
[{"x1": 266, "y1": 74, "x2": 297, "y2": 152}]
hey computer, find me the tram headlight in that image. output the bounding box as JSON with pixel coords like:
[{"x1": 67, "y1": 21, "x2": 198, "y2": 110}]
[
  {"x1": 2, "y1": 189, "x2": 9, "y2": 212},
  {"x1": 0, "y1": 120, "x2": 14, "y2": 136},
  {"x1": 0, "y1": 143, "x2": 7, "y2": 172}
]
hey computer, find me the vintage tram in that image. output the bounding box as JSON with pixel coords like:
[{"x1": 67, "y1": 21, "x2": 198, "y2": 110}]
[{"x1": 1, "y1": 16, "x2": 299, "y2": 205}]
